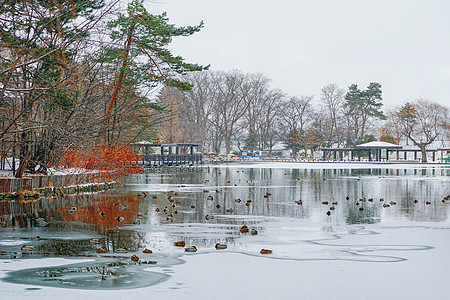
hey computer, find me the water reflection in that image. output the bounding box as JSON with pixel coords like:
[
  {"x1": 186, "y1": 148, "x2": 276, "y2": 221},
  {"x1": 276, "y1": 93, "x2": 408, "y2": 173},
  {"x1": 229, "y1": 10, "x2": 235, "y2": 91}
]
[{"x1": 129, "y1": 166, "x2": 450, "y2": 225}]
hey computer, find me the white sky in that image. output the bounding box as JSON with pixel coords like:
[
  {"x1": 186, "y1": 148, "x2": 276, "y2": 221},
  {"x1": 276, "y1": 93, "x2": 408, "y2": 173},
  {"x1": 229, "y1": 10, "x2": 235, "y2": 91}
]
[{"x1": 146, "y1": 0, "x2": 450, "y2": 110}]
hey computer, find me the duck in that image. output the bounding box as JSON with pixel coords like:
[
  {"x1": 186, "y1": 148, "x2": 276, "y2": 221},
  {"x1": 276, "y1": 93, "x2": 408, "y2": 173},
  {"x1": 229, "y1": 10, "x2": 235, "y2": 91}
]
[
  {"x1": 174, "y1": 241, "x2": 186, "y2": 247},
  {"x1": 331, "y1": 201, "x2": 338, "y2": 205},
  {"x1": 379, "y1": 198, "x2": 384, "y2": 202},
  {"x1": 235, "y1": 198, "x2": 242, "y2": 203},
  {"x1": 413, "y1": 199, "x2": 418, "y2": 204},
  {"x1": 359, "y1": 207, "x2": 364, "y2": 211},
  {"x1": 207, "y1": 195, "x2": 214, "y2": 201},
  {"x1": 425, "y1": 201, "x2": 431, "y2": 205},
  {"x1": 322, "y1": 201, "x2": 329, "y2": 205},
  {"x1": 260, "y1": 249, "x2": 272, "y2": 254},
  {"x1": 205, "y1": 214, "x2": 214, "y2": 220},
  {"x1": 185, "y1": 246, "x2": 198, "y2": 252},
  {"x1": 383, "y1": 203, "x2": 390, "y2": 208},
  {"x1": 143, "y1": 248, "x2": 153, "y2": 253},
  {"x1": 130, "y1": 255, "x2": 139, "y2": 262},
  {"x1": 368, "y1": 198, "x2": 374, "y2": 202},
  {"x1": 346, "y1": 196, "x2": 350, "y2": 200},
  {"x1": 240, "y1": 225, "x2": 249, "y2": 233},
  {"x1": 390, "y1": 201, "x2": 397, "y2": 205},
  {"x1": 216, "y1": 204, "x2": 221, "y2": 209},
  {"x1": 191, "y1": 205, "x2": 196, "y2": 208},
  {"x1": 295, "y1": 200, "x2": 303, "y2": 205},
  {"x1": 215, "y1": 243, "x2": 227, "y2": 250},
  {"x1": 329, "y1": 206, "x2": 335, "y2": 211},
  {"x1": 250, "y1": 228, "x2": 258, "y2": 235},
  {"x1": 155, "y1": 208, "x2": 160, "y2": 212},
  {"x1": 226, "y1": 208, "x2": 234, "y2": 213},
  {"x1": 21, "y1": 245, "x2": 35, "y2": 252},
  {"x1": 245, "y1": 202, "x2": 251, "y2": 207},
  {"x1": 326, "y1": 211, "x2": 331, "y2": 216}
]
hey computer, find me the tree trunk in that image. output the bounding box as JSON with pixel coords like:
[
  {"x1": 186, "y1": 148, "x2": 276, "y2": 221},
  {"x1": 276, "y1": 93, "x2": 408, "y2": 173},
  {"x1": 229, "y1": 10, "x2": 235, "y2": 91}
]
[
  {"x1": 102, "y1": 23, "x2": 136, "y2": 140},
  {"x1": 225, "y1": 138, "x2": 231, "y2": 155},
  {"x1": 15, "y1": 150, "x2": 31, "y2": 178},
  {"x1": 419, "y1": 144, "x2": 428, "y2": 163}
]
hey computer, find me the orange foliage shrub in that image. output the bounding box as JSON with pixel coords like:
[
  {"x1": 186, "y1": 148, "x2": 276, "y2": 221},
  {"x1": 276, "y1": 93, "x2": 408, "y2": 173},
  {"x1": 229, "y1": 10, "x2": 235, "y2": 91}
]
[{"x1": 59, "y1": 145, "x2": 142, "y2": 180}]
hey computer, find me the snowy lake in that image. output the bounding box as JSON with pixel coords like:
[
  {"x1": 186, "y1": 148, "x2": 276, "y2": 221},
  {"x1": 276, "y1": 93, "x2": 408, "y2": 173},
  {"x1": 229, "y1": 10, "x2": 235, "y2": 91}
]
[{"x1": 1, "y1": 162, "x2": 449, "y2": 299}]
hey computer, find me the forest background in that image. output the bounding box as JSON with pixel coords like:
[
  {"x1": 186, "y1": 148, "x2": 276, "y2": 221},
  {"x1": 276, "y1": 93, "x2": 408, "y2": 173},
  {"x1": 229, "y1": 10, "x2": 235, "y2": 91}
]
[{"x1": 1, "y1": 0, "x2": 449, "y2": 178}]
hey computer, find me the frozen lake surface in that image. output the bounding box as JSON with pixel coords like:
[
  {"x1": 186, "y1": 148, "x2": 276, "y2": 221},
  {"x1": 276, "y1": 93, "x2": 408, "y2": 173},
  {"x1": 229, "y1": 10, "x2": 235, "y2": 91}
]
[{"x1": 1, "y1": 163, "x2": 449, "y2": 299}]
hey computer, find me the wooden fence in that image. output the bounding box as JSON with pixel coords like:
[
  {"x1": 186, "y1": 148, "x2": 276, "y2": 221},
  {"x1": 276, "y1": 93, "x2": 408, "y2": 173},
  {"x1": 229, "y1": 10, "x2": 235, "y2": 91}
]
[
  {"x1": 0, "y1": 173, "x2": 105, "y2": 193},
  {"x1": 139, "y1": 154, "x2": 202, "y2": 166}
]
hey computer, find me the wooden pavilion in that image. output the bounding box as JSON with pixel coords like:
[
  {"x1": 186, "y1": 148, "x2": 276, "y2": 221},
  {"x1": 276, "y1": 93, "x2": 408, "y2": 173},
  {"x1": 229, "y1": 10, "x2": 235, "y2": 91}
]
[
  {"x1": 133, "y1": 142, "x2": 202, "y2": 166},
  {"x1": 321, "y1": 141, "x2": 441, "y2": 162}
]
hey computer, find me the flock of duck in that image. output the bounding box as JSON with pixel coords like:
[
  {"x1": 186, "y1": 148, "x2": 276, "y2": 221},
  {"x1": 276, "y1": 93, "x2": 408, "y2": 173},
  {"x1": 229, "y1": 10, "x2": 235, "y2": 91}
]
[
  {"x1": 149, "y1": 186, "x2": 273, "y2": 256},
  {"x1": 312, "y1": 194, "x2": 450, "y2": 217},
  {"x1": 146, "y1": 172, "x2": 450, "y2": 259}
]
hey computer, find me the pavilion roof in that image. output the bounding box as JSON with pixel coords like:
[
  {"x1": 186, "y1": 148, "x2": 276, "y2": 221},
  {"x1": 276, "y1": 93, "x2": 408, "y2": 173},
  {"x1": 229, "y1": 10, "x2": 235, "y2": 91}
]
[{"x1": 355, "y1": 141, "x2": 402, "y2": 149}]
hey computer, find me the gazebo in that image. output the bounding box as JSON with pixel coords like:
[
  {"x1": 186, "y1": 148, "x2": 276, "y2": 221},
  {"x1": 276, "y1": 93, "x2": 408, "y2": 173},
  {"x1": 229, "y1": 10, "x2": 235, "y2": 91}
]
[
  {"x1": 322, "y1": 141, "x2": 402, "y2": 161},
  {"x1": 322, "y1": 141, "x2": 443, "y2": 162},
  {"x1": 355, "y1": 141, "x2": 403, "y2": 161},
  {"x1": 132, "y1": 141, "x2": 202, "y2": 166}
]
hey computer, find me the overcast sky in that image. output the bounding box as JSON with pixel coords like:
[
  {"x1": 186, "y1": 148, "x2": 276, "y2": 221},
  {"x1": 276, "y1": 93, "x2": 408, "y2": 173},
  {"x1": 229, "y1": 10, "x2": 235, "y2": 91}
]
[{"x1": 146, "y1": 0, "x2": 449, "y2": 110}]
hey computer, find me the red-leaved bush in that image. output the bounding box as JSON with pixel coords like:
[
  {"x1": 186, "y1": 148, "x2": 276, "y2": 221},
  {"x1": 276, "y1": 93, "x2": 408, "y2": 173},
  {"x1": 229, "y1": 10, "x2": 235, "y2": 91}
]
[{"x1": 59, "y1": 145, "x2": 142, "y2": 180}]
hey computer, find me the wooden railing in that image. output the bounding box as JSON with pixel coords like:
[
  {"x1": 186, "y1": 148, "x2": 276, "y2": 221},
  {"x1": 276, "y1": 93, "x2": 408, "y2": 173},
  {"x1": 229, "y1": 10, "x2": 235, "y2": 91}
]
[{"x1": 139, "y1": 154, "x2": 203, "y2": 166}]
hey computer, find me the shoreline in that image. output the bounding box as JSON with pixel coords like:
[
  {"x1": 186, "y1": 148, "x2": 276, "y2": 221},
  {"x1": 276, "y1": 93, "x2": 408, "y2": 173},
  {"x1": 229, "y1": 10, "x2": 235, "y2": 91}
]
[{"x1": 0, "y1": 172, "x2": 116, "y2": 196}]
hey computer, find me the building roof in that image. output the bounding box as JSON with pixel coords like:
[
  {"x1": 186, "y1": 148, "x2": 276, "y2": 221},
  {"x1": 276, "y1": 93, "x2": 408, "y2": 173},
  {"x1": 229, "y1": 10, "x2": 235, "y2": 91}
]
[
  {"x1": 355, "y1": 141, "x2": 402, "y2": 149},
  {"x1": 132, "y1": 140, "x2": 156, "y2": 145},
  {"x1": 132, "y1": 141, "x2": 200, "y2": 147}
]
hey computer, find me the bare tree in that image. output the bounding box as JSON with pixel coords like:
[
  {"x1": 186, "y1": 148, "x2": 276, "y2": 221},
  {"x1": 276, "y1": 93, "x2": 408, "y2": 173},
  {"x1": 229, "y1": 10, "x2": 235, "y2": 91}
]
[
  {"x1": 319, "y1": 83, "x2": 346, "y2": 147},
  {"x1": 181, "y1": 71, "x2": 220, "y2": 150},
  {"x1": 257, "y1": 89, "x2": 285, "y2": 154},
  {"x1": 393, "y1": 99, "x2": 449, "y2": 162},
  {"x1": 278, "y1": 95, "x2": 315, "y2": 156}
]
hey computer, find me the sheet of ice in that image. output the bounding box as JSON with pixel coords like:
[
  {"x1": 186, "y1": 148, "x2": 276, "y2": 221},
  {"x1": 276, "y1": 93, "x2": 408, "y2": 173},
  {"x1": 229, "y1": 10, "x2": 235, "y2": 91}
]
[{"x1": 1, "y1": 221, "x2": 449, "y2": 300}]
